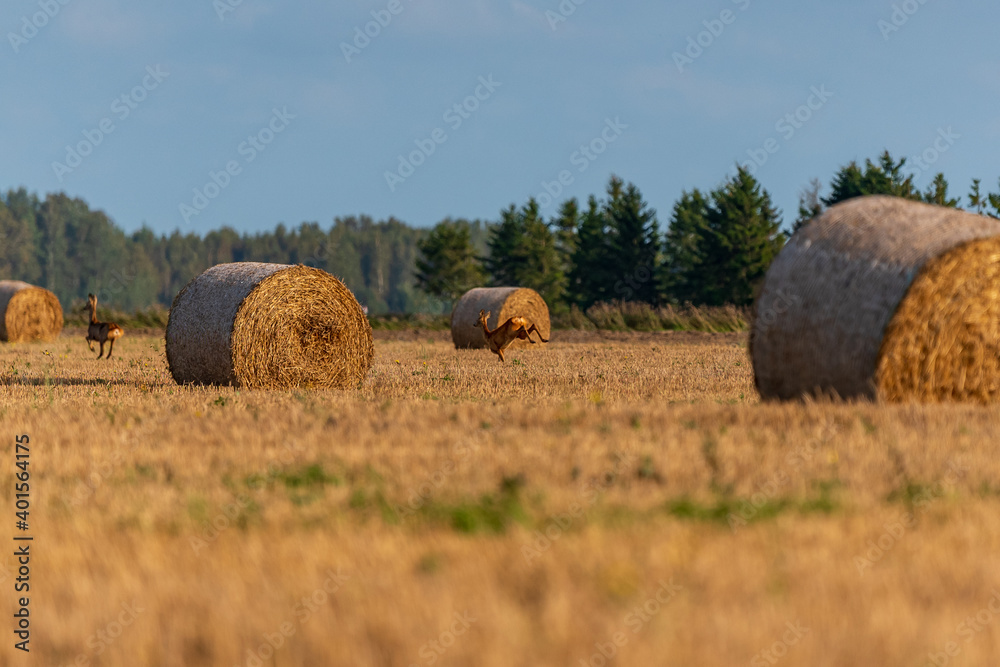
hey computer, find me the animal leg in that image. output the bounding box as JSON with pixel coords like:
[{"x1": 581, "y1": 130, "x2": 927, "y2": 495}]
[
  {"x1": 527, "y1": 324, "x2": 548, "y2": 343},
  {"x1": 97, "y1": 341, "x2": 105, "y2": 359},
  {"x1": 106, "y1": 339, "x2": 115, "y2": 360},
  {"x1": 86, "y1": 337, "x2": 94, "y2": 352},
  {"x1": 497, "y1": 348, "x2": 505, "y2": 362}
]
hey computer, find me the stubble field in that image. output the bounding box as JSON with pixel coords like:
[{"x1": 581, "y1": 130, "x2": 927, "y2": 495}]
[{"x1": 2, "y1": 328, "x2": 999, "y2": 666}]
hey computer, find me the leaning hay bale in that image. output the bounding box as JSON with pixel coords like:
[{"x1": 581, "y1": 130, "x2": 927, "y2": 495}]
[
  {"x1": 0, "y1": 281, "x2": 63, "y2": 342},
  {"x1": 751, "y1": 195, "x2": 1000, "y2": 402},
  {"x1": 166, "y1": 263, "x2": 373, "y2": 389},
  {"x1": 451, "y1": 287, "x2": 550, "y2": 349}
]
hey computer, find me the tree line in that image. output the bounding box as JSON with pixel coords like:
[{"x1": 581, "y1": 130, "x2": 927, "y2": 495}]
[
  {"x1": 0, "y1": 189, "x2": 487, "y2": 313},
  {"x1": 417, "y1": 151, "x2": 1000, "y2": 312},
  {"x1": 2, "y1": 150, "x2": 997, "y2": 314}
]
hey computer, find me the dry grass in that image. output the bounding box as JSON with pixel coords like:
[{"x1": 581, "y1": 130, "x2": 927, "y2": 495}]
[{"x1": 2, "y1": 330, "x2": 1000, "y2": 666}]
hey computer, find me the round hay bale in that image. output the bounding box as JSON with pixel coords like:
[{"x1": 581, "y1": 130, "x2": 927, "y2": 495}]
[
  {"x1": 451, "y1": 287, "x2": 550, "y2": 349},
  {"x1": 166, "y1": 263, "x2": 373, "y2": 389},
  {"x1": 0, "y1": 281, "x2": 63, "y2": 343},
  {"x1": 751, "y1": 195, "x2": 1000, "y2": 402}
]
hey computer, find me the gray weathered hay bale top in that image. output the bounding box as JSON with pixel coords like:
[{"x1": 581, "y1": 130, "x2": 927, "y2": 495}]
[
  {"x1": 166, "y1": 263, "x2": 373, "y2": 389},
  {"x1": 451, "y1": 287, "x2": 550, "y2": 349},
  {"x1": 751, "y1": 195, "x2": 1000, "y2": 401},
  {"x1": 0, "y1": 280, "x2": 63, "y2": 342}
]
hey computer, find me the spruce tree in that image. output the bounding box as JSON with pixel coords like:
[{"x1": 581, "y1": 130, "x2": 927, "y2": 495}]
[
  {"x1": 694, "y1": 167, "x2": 785, "y2": 306},
  {"x1": 568, "y1": 195, "x2": 611, "y2": 308},
  {"x1": 605, "y1": 177, "x2": 659, "y2": 303},
  {"x1": 553, "y1": 198, "x2": 579, "y2": 287},
  {"x1": 823, "y1": 151, "x2": 920, "y2": 206},
  {"x1": 414, "y1": 219, "x2": 486, "y2": 302},
  {"x1": 967, "y1": 178, "x2": 985, "y2": 214},
  {"x1": 792, "y1": 178, "x2": 823, "y2": 233},
  {"x1": 660, "y1": 189, "x2": 708, "y2": 304},
  {"x1": 484, "y1": 199, "x2": 565, "y2": 306},
  {"x1": 921, "y1": 173, "x2": 958, "y2": 207}
]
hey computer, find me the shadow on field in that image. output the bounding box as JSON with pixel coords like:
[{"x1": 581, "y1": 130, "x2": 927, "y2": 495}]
[{"x1": 0, "y1": 376, "x2": 169, "y2": 388}]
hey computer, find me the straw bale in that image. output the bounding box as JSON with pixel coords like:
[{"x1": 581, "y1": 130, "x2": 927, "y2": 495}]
[
  {"x1": 0, "y1": 281, "x2": 63, "y2": 342},
  {"x1": 166, "y1": 263, "x2": 373, "y2": 389},
  {"x1": 451, "y1": 287, "x2": 550, "y2": 349},
  {"x1": 751, "y1": 195, "x2": 1000, "y2": 401}
]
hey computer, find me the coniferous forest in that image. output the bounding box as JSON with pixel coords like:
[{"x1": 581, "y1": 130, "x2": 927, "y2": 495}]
[{"x1": 2, "y1": 151, "x2": 996, "y2": 315}]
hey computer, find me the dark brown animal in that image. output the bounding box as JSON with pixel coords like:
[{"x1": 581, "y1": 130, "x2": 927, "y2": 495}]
[{"x1": 84, "y1": 293, "x2": 124, "y2": 359}]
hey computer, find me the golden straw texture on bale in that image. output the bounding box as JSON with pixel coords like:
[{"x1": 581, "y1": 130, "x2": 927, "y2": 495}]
[
  {"x1": 450, "y1": 287, "x2": 550, "y2": 349},
  {"x1": 876, "y1": 238, "x2": 1000, "y2": 402},
  {"x1": 166, "y1": 263, "x2": 373, "y2": 389},
  {"x1": 751, "y1": 195, "x2": 1000, "y2": 401},
  {"x1": 0, "y1": 281, "x2": 63, "y2": 342}
]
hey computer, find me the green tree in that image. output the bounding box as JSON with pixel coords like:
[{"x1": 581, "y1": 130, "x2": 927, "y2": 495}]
[
  {"x1": 967, "y1": 178, "x2": 986, "y2": 214},
  {"x1": 414, "y1": 219, "x2": 487, "y2": 303},
  {"x1": 692, "y1": 167, "x2": 785, "y2": 306},
  {"x1": 552, "y1": 198, "x2": 579, "y2": 284},
  {"x1": 921, "y1": 173, "x2": 959, "y2": 207},
  {"x1": 660, "y1": 189, "x2": 708, "y2": 304},
  {"x1": 485, "y1": 199, "x2": 566, "y2": 306},
  {"x1": 823, "y1": 150, "x2": 920, "y2": 206},
  {"x1": 792, "y1": 178, "x2": 823, "y2": 233},
  {"x1": 987, "y1": 178, "x2": 1000, "y2": 219},
  {"x1": 605, "y1": 177, "x2": 660, "y2": 304},
  {"x1": 567, "y1": 195, "x2": 612, "y2": 308}
]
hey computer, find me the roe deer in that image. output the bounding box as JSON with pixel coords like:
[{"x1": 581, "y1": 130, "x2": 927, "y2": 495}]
[
  {"x1": 84, "y1": 293, "x2": 124, "y2": 359},
  {"x1": 474, "y1": 309, "x2": 548, "y2": 362}
]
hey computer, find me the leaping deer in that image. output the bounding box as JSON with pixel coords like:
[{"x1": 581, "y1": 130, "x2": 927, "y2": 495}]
[
  {"x1": 474, "y1": 309, "x2": 548, "y2": 362},
  {"x1": 84, "y1": 293, "x2": 124, "y2": 359}
]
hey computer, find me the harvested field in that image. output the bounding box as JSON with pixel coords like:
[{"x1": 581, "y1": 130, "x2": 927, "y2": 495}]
[{"x1": 1, "y1": 330, "x2": 998, "y2": 666}]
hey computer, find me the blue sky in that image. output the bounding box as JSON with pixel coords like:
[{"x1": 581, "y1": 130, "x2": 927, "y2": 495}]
[{"x1": 1, "y1": 1, "x2": 995, "y2": 235}]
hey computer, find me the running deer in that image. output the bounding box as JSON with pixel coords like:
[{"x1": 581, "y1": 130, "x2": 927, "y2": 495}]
[
  {"x1": 84, "y1": 294, "x2": 124, "y2": 359},
  {"x1": 474, "y1": 309, "x2": 548, "y2": 362}
]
